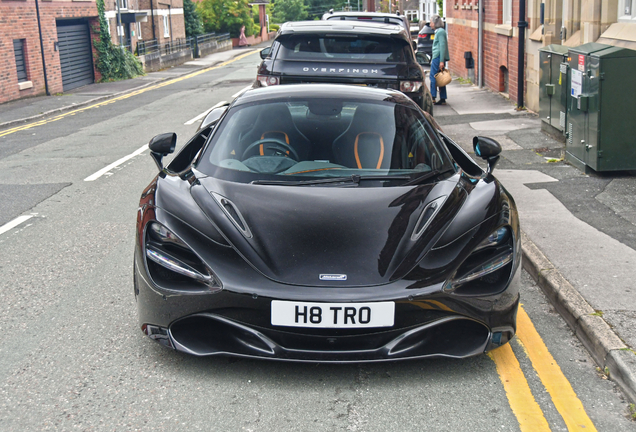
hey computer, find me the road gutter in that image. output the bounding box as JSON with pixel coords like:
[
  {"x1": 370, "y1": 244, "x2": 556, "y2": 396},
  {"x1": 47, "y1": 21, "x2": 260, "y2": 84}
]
[{"x1": 521, "y1": 230, "x2": 636, "y2": 403}]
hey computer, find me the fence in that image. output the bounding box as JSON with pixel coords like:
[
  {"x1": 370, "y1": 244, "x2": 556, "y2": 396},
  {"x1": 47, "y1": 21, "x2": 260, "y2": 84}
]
[
  {"x1": 135, "y1": 38, "x2": 193, "y2": 57},
  {"x1": 135, "y1": 33, "x2": 230, "y2": 58}
]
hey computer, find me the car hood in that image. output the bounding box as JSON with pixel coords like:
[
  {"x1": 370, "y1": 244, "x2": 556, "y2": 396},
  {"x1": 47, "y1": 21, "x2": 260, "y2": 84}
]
[{"x1": 192, "y1": 176, "x2": 465, "y2": 287}]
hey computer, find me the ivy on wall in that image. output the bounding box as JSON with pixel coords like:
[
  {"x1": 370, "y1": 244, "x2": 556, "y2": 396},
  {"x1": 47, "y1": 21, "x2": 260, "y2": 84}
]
[{"x1": 94, "y1": 0, "x2": 144, "y2": 81}]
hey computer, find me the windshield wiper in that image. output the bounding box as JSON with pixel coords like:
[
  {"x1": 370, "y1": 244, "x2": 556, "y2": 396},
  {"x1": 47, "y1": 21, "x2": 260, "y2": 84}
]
[{"x1": 252, "y1": 174, "x2": 411, "y2": 187}]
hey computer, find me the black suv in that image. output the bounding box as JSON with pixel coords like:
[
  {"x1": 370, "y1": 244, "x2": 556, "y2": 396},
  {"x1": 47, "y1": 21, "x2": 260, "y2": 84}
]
[{"x1": 255, "y1": 21, "x2": 434, "y2": 115}]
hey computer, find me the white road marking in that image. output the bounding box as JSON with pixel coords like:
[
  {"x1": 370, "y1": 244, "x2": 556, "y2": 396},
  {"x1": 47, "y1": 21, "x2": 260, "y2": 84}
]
[
  {"x1": 84, "y1": 144, "x2": 148, "y2": 182},
  {"x1": 232, "y1": 85, "x2": 253, "y2": 98},
  {"x1": 0, "y1": 214, "x2": 35, "y2": 236}
]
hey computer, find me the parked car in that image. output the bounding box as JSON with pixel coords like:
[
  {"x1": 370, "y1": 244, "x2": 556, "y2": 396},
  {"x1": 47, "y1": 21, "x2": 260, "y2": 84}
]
[
  {"x1": 134, "y1": 84, "x2": 521, "y2": 362},
  {"x1": 255, "y1": 20, "x2": 434, "y2": 115},
  {"x1": 416, "y1": 22, "x2": 435, "y2": 65},
  {"x1": 322, "y1": 10, "x2": 412, "y2": 41}
]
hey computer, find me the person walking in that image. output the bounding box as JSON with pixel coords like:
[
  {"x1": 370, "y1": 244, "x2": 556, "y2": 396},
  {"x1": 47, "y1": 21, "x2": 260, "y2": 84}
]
[{"x1": 429, "y1": 15, "x2": 450, "y2": 105}]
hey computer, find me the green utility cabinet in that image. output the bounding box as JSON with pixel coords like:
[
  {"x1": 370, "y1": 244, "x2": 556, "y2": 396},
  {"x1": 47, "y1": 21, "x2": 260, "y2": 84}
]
[
  {"x1": 539, "y1": 44, "x2": 569, "y2": 133},
  {"x1": 566, "y1": 43, "x2": 636, "y2": 172}
]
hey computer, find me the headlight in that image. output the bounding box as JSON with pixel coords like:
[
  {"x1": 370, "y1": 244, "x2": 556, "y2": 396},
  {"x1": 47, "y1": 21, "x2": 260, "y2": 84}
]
[
  {"x1": 444, "y1": 227, "x2": 514, "y2": 295},
  {"x1": 145, "y1": 222, "x2": 221, "y2": 292}
]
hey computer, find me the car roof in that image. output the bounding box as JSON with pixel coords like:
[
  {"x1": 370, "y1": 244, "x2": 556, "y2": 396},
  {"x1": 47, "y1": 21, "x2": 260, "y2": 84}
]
[
  {"x1": 234, "y1": 84, "x2": 414, "y2": 107},
  {"x1": 322, "y1": 11, "x2": 407, "y2": 22},
  {"x1": 278, "y1": 20, "x2": 409, "y2": 40}
]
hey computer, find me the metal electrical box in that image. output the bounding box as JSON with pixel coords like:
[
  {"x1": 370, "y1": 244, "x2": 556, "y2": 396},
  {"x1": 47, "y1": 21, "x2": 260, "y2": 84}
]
[
  {"x1": 566, "y1": 43, "x2": 636, "y2": 172},
  {"x1": 539, "y1": 44, "x2": 569, "y2": 133}
]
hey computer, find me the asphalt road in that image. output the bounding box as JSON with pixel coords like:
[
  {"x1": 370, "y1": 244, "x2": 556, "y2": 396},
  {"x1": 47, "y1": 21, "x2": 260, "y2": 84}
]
[{"x1": 0, "y1": 53, "x2": 634, "y2": 431}]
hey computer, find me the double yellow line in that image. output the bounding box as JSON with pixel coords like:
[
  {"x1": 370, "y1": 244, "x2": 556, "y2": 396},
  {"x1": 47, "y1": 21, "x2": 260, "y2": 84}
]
[
  {"x1": 489, "y1": 306, "x2": 596, "y2": 431},
  {"x1": 0, "y1": 49, "x2": 260, "y2": 139}
]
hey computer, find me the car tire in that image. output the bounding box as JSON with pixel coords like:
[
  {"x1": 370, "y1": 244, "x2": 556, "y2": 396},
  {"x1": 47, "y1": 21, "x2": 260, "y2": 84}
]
[{"x1": 422, "y1": 91, "x2": 434, "y2": 116}]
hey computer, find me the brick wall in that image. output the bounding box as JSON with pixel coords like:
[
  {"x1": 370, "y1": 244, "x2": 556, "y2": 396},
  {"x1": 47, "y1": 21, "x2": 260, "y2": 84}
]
[
  {"x1": 445, "y1": 0, "x2": 524, "y2": 104},
  {"x1": 0, "y1": 0, "x2": 99, "y2": 105}
]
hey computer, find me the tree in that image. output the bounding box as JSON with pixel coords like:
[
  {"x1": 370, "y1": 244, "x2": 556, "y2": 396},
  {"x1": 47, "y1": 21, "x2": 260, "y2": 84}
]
[
  {"x1": 184, "y1": 0, "x2": 204, "y2": 37},
  {"x1": 272, "y1": 0, "x2": 308, "y2": 23},
  {"x1": 94, "y1": 0, "x2": 144, "y2": 81},
  {"x1": 197, "y1": 0, "x2": 255, "y2": 37},
  {"x1": 304, "y1": 0, "x2": 345, "y2": 20}
]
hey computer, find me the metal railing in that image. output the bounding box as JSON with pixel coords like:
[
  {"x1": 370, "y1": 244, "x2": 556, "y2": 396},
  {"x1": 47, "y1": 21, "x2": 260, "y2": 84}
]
[
  {"x1": 134, "y1": 33, "x2": 230, "y2": 58},
  {"x1": 136, "y1": 38, "x2": 193, "y2": 57}
]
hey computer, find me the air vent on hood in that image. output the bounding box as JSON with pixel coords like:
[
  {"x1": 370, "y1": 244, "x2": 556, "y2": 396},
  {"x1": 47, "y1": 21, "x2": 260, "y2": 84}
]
[
  {"x1": 211, "y1": 192, "x2": 252, "y2": 238},
  {"x1": 411, "y1": 196, "x2": 446, "y2": 241}
]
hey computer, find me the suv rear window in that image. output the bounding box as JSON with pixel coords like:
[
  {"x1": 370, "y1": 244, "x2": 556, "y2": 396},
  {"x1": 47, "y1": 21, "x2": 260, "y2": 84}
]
[{"x1": 277, "y1": 35, "x2": 412, "y2": 63}]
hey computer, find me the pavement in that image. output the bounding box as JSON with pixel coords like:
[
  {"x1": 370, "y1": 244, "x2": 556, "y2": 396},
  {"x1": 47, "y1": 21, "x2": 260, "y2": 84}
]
[
  {"x1": 432, "y1": 79, "x2": 636, "y2": 404},
  {"x1": 1, "y1": 48, "x2": 636, "y2": 404}
]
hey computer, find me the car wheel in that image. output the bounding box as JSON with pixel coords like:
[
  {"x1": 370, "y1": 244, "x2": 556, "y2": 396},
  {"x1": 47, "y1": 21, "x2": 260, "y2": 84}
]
[{"x1": 423, "y1": 91, "x2": 434, "y2": 116}]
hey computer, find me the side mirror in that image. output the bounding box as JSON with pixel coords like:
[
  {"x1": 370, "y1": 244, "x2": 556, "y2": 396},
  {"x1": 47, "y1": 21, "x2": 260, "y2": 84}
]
[
  {"x1": 260, "y1": 47, "x2": 271, "y2": 60},
  {"x1": 415, "y1": 52, "x2": 429, "y2": 66},
  {"x1": 149, "y1": 132, "x2": 176, "y2": 171},
  {"x1": 198, "y1": 104, "x2": 229, "y2": 132},
  {"x1": 412, "y1": 41, "x2": 417, "y2": 51},
  {"x1": 472, "y1": 136, "x2": 502, "y2": 175}
]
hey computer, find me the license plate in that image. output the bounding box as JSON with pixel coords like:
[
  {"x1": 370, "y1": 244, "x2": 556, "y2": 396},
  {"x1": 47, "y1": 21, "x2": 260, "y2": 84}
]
[
  {"x1": 430, "y1": 34, "x2": 435, "y2": 40},
  {"x1": 271, "y1": 301, "x2": 395, "y2": 328}
]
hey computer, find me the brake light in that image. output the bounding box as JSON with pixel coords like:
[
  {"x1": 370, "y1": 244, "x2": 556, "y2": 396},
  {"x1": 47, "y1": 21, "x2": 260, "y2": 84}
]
[
  {"x1": 257, "y1": 75, "x2": 280, "y2": 86},
  {"x1": 418, "y1": 34, "x2": 428, "y2": 39},
  {"x1": 400, "y1": 81, "x2": 422, "y2": 92}
]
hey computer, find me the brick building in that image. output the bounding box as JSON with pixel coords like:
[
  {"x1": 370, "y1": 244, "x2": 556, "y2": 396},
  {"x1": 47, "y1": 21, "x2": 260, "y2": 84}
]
[
  {"x1": 445, "y1": 0, "x2": 522, "y2": 102},
  {"x1": 103, "y1": 0, "x2": 186, "y2": 53},
  {"x1": 525, "y1": 0, "x2": 636, "y2": 113},
  {"x1": 1, "y1": 0, "x2": 100, "y2": 104}
]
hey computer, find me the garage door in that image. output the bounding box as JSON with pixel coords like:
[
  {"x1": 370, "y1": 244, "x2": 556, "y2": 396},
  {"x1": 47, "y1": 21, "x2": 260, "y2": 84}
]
[{"x1": 56, "y1": 22, "x2": 94, "y2": 91}]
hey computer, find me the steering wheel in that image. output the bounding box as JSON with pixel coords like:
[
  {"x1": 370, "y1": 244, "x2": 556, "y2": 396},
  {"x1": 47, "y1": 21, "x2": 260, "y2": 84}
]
[{"x1": 242, "y1": 138, "x2": 299, "y2": 161}]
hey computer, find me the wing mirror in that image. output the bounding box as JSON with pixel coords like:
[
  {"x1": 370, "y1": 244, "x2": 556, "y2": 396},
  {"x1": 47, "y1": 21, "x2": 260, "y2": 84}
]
[
  {"x1": 198, "y1": 104, "x2": 229, "y2": 132},
  {"x1": 149, "y1": 132, "x2": 176, "y2": 171},
  {"x1": 260, "y1": 47, "x2": 271, "y2": 60},
  {"x1": 472, "y1": 136, "x2": 502, "y2": 175}
]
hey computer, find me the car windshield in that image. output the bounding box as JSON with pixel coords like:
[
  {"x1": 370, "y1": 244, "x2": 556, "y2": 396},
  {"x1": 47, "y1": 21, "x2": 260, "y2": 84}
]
[
  {"x1": 197, "y1": 96, "x2": 453, "y2": 186},
  {"x1": 277, "y1": 35, "x2": 411, "y2": 63}
]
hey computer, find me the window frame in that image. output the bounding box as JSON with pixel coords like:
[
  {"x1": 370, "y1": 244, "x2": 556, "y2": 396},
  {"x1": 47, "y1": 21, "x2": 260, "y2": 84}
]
[
  {"x1": 137, "y1": 21, "x2": 143, "y2": 39},
  {"x1": 163, "y1": 15, "x2": 170, "y2": 37},
  {"x1": 13, "y1": 39, "x2": 28, "y2": 83},
  {"x1": 619, "y1": 0, "x2": 636, "y2": 21},
  {"x1": 502, "y1": 0, "x2": 512, "y2": 25}
]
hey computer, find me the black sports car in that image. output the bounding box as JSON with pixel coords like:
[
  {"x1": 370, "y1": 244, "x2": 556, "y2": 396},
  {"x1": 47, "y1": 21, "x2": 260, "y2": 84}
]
[
  {"x1": 256, "y1": 21, "x2": 434, "y2": 115},
  {"x1": 134, "y1": 84, "x2": 521, "y2": 362}
]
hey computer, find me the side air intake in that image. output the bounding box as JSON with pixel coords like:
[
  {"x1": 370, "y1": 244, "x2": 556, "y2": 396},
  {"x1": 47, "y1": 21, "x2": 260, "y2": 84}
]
[
  {"x1": 211, "y1": 192, "x2": 252, "y2": 238},
  {"x1": 411, "y1": 196, "x2": 446, "y2": 241}
]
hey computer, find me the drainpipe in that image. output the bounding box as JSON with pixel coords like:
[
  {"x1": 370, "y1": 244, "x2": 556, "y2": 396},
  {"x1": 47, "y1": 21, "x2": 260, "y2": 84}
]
[
  {"x1": 116, "y1": 0, "x2": 124, "y2": 47},
  {"x1": 478, "y1": 0, "x2": 483, "y2": 88},
  {"x1": 168, "y1": 4, "x2": 173, "y2": 44},
  {"x1": 517, "y1": 0, "x2": 527, "y2": 108},
  {"x1": 34, "y1": 0, "x2": 50, "y2": 95},
  {"x1": 150, "y1": 0, "x2": 156, "y2": 41}
]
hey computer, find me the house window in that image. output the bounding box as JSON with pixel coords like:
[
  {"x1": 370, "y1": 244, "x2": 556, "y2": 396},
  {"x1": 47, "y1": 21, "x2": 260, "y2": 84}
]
[
  {"x1": 118, "y1": 0, "x2": 127, "y2": 10},
  {"x1": 13, "y1": 39, "x2": 28, "y2": 83},
  {"x1": 620, "y1": 0, "x2": 636, "y2": 20},
  {"x1": 137, "y1": 22, "x2": 142, "y2": 39},
  {"x1": 502, "y1": 0, "x2": 512, "y2": 25},
  {"x1": 163, "y1": 15, "x2": 170, "y2": 37}
]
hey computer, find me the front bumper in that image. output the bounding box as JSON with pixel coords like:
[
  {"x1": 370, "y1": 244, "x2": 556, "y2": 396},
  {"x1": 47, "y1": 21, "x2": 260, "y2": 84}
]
[{"x1": 134, "y1": 249, "x2": 520, "y2": 362}]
